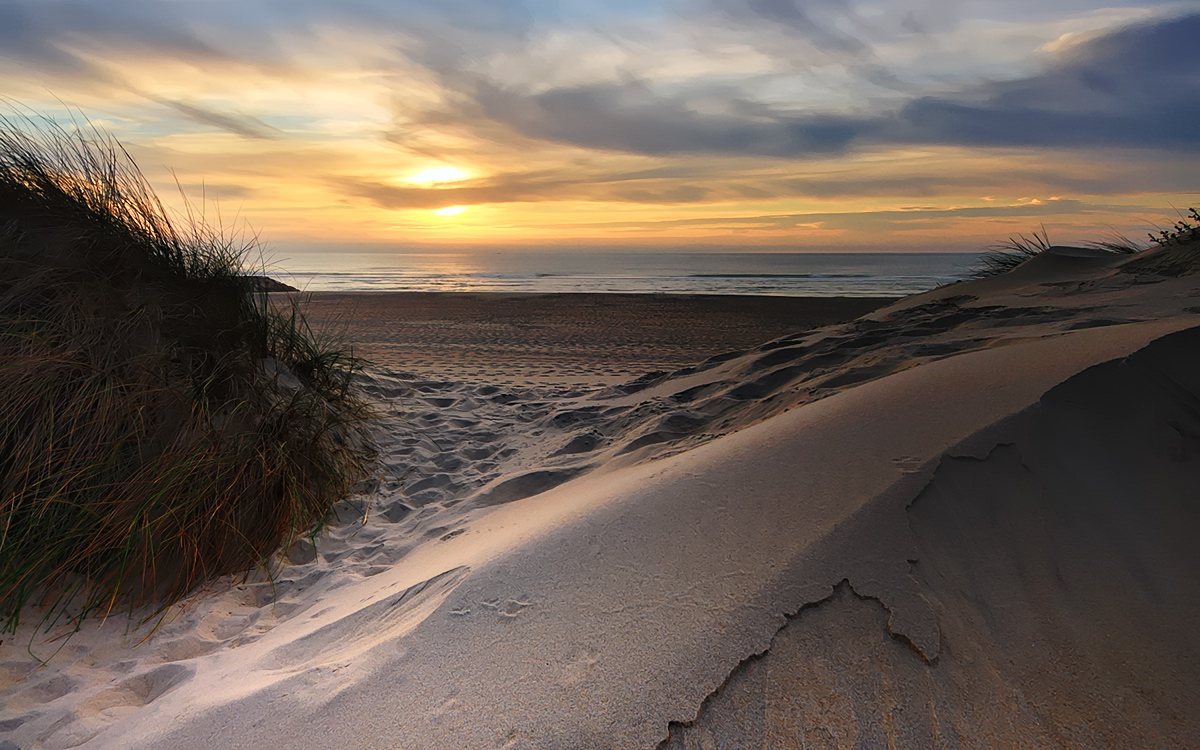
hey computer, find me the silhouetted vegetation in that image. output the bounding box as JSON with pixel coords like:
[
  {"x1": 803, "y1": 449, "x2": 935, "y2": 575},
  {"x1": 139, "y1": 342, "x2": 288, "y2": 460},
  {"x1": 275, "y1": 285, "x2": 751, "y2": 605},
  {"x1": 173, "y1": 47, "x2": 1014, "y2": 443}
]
[
  {"x1": 971, "y1": 224, "x2": 1145, "y2": 279},
  {"x1": 1150, "y1": 208, "x2": 1200, "y2": 246},
  {"x1": 970, "y1": 226, "x2": 1055, "y2": 278},
  {"x1": 0, "y1": 113, "x2": 374, "y2": 633}
]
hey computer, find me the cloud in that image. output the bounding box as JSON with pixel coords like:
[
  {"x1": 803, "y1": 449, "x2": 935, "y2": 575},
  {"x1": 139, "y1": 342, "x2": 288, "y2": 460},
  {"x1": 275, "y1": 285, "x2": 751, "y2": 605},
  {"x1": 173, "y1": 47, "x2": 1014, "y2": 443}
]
[
  {"x1": 336, "y1": 141, "x2": 1197, "y2": 211},
  {"x1": 172, "y1": 181, "x2": 252, "y2": 199},
  {"x1": 336, "y1": 167, "x2": 719, "y2": 209},
  {"x1": 897, "y1": 0, "x2": 964, "y2": 35},
  {"x1": 0, "y1": 0, "x2": 532, "y2": 88},
  {"x1": 894, "y1": 12, "x2": 1200, "y2": 149},
  {"x1": 333, "y1": 172, "x2": 578, "y2": 210},
  {"x1": 0, "y1": 0, "x2": 536, "y2": 138},
  {"x1": 456, "y1": 12, "x2": 1200, "y2": 156},
  {"x1": 0, "y1": 4, "x2": 117, "y2": 84},
  {"x1": 568, "y1": 197, "x2": 1097, "y2": 232},
  {"x1": 708, "y1": 0, "x2": 870, "y2": 56},
  {"x1": 159, "y1": 101, "x2": 281, "y2": 140},
  {"x1": 7, "y1": 1, "x2": 1195, "y2": 160},
  {"x1": 472, "y1": 78, "x2": 871, "y2": 156},
  {"x1": 610, "y1": 184, "x2": 711, "y2": 203},
  {"x1": 0, "y1": 1, "x2": 229, "y2": 82}
]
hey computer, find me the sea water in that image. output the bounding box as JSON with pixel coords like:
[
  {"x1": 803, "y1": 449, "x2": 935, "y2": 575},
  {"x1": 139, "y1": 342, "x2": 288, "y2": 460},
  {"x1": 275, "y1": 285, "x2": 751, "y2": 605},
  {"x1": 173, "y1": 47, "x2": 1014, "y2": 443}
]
[{"x1": 271, "y1": 251, "x2": 978, "y2": 297}]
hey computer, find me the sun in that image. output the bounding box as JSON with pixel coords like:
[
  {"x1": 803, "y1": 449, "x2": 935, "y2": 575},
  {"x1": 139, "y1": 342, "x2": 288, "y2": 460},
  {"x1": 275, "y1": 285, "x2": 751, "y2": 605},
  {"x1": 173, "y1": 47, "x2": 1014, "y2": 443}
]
[
  {"x1": 433, "y1": 205, "x2": 468, "y2": 217},
  {"x1": 407, "y1": 167, "x2": 470, "y2": 185}
]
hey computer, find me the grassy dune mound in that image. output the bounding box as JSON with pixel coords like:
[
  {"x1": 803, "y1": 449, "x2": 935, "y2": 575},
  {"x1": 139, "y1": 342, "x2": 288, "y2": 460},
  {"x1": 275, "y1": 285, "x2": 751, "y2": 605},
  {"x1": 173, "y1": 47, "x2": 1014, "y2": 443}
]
[
  {"x1": 0, "y1": 116, "x2": 373, "y2": 631},
  {"x1": 971, "y1": 211, "x2": 1198, "y2": 279}
]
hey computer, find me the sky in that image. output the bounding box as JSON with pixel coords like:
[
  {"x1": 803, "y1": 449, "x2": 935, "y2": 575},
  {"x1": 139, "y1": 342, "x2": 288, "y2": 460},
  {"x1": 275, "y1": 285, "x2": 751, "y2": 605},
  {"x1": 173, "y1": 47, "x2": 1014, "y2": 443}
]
[{"x1": 1, "y1": 0, "x2": 1198, "y2": 255}]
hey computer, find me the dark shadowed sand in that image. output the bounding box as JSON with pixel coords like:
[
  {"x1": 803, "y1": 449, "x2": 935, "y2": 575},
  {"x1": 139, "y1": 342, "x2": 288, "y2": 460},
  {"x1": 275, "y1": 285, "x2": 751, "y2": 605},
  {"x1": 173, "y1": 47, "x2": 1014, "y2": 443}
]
[{"x1": 297, "y1": 292, "x2": 894, "y2": 386}]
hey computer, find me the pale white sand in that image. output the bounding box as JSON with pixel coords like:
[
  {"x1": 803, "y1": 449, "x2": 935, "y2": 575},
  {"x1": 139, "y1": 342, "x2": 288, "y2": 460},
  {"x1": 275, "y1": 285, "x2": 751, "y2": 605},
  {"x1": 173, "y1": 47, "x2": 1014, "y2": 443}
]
[{"x1": 4, "y1": 244, "x2": 1200, "y2": 749}]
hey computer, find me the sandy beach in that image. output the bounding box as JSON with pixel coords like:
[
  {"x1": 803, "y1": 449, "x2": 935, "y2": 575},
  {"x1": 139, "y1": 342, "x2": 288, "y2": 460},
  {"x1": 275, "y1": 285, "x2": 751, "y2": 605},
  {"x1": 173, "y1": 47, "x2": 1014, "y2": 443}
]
[
  {"x1": 4, "y1": 243, "x2": 1200, "y2": 748},
  {"x1": 297, "y1": 293, "x2": 894, "y2": 386}
]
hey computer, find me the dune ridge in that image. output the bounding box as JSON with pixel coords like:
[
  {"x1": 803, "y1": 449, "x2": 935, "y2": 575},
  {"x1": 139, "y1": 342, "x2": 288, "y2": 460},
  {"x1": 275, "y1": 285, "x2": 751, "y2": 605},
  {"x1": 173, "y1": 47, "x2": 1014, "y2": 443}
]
[
  {"x1": 665, "y1": 325, "x2": 1200, "y2": 747},
  {"x1": 3, "y1": 241, "x2": 1200, "y2": 748}
]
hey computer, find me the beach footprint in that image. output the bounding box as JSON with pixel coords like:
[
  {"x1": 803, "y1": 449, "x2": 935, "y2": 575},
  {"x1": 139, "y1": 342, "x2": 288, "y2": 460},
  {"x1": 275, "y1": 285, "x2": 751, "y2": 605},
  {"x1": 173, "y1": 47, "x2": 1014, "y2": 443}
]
[
  {"x1": 479, "y1": 596, "x2": 534, "y2": 619},
  {"x1": 36, "y1": 664, "x2": 192, "y2": 749}
]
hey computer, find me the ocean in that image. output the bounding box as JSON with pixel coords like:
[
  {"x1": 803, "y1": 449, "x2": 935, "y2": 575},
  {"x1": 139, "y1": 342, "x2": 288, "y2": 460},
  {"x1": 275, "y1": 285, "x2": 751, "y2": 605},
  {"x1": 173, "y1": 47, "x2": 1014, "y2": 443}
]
[{"x1": 272, "y1": 251, "x2": 979, "y2": 298}]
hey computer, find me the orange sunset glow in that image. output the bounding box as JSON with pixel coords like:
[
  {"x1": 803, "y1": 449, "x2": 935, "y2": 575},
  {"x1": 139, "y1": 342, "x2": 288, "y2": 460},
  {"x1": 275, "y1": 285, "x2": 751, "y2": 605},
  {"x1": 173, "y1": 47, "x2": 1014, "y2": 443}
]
[{"x1": 0, "y1": 2, "x2": 1194, "y2": 257}]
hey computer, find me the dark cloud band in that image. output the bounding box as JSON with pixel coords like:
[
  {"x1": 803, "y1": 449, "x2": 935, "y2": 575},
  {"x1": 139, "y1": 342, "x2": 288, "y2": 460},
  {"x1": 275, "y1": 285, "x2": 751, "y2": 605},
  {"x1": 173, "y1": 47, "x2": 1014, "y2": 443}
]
[{"x1": 468, "y1": 13, "x2": 1200, "y2": 156}]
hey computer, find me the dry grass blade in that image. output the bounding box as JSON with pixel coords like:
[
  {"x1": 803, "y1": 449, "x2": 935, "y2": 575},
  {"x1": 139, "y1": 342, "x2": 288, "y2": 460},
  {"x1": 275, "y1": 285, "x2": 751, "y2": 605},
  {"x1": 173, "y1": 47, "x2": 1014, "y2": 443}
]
[
  {"x1": 970, "y1": 226, "x2": 1053, "y2": 278},
  {"x1": 970, "y1": 223, "x2": 1149, "y2": 279},
  {"x1": 0, "y1": 109, "x2": 376, "y2": 635},
  {"x1": 1085, "y1": 230, "x2": 1146, "y2": 255}
]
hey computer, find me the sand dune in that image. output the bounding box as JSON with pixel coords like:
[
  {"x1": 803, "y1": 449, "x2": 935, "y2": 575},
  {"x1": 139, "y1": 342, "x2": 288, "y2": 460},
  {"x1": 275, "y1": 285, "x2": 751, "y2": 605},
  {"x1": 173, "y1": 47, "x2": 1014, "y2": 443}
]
[
  {"x1": 4, "y1": 243, "x2": 1200, "y2": 749},
  {"x1": 666, "y1": 326, "x2": 1200, "y2": 748}
]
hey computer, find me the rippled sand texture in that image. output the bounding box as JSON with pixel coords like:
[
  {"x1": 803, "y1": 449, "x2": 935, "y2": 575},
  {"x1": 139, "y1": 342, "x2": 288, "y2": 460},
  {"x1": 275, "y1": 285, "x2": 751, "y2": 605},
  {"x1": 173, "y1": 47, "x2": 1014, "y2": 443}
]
[{"x1": 296, "y1": 292, "x2": 894, "y2": 386}]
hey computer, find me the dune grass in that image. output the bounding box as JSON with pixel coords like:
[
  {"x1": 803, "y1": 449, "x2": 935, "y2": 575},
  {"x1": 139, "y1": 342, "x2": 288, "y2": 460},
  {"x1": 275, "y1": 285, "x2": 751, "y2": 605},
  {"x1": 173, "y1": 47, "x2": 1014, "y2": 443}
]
[
  {"x1": 0, "y1": 113, "x2": 374, "y2": 633},
  {"x1": 969, "y1": 226, "x2": 1055, "y2": 278},
  {"x1": 970, "y1": 225, "x2": 1148, "y2": 279},
  {"x1": 1150, "y1": 208, "x2": 1200, "y2": 246},
  {"x1": 972, "y1": 209, "x2": 1200, "y2": 279}
]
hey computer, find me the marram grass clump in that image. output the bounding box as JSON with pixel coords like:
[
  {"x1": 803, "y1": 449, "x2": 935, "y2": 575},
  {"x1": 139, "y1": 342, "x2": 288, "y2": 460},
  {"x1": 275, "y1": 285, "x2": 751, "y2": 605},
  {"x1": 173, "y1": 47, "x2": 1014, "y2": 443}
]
[
  {"x1": 971, "y1": 209, "x2": 1200, "y2": 279},
  {"x1": 969, "y1": 225, "x2": 1057, "y2": 278},
  {"x1": 970, "y1": 224, "x2": 1147, "y2": 279},
  {"x1": 0, "y1": 114, "x2": 374, "y2": 633}
]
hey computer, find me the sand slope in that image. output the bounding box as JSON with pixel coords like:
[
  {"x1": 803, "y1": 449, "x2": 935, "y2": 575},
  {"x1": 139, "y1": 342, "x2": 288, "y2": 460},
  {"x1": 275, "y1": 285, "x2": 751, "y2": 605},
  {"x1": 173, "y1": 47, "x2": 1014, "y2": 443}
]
[
  {"x1": 4, "y1": 243, "x2": 1200, "y2": 749},
  {"x1": 666, "y1": 326, "x2": 1200, "y2": 748}
]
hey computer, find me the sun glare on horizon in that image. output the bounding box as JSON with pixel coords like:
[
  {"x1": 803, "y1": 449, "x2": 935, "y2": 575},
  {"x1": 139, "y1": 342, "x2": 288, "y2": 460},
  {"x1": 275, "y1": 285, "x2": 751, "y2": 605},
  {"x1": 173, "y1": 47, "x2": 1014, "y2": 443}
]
[
  {"x1": 434, "y1": 205, "x2": 468, "y2": 217},
  {"x1": 407, "y1": 167, "x2": 471, "y2": 185}
]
